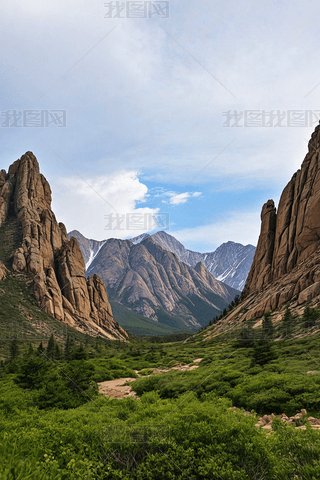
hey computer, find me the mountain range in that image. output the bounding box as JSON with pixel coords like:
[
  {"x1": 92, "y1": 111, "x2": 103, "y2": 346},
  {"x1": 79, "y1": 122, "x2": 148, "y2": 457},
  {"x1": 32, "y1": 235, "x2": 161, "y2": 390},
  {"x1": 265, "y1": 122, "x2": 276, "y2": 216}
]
[
  {"x1": 130, "y1": 231, "x2": 255, "y2": 291},
  {"x1": 69, "y1": 230, "x2": 255, "y2": 292},
  {"x1": 68, "y1": 230, "x2": 240, "y2": 331}
]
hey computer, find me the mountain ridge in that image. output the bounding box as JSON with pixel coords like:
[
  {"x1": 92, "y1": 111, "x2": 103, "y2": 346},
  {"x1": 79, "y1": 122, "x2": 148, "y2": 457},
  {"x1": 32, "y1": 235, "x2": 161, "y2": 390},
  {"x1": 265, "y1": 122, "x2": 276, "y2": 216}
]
[
  {"x1": 131, "y1": 231, "x2": 255, "y2": 290},
  {"x1": 69, "y1": 230, "x2": 240, "y2": 330},
  {"x1": 69, "y1": 229, "x2": 255, "y2": 291}
]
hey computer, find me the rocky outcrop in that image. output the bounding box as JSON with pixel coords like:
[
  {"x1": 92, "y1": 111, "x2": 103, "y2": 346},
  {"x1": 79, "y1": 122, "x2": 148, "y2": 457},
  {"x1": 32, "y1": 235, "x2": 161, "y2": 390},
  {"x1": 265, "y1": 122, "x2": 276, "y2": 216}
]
[
  {"x1": 0, "y1": 260, "x2": 8, "y2": 281},
  {"x1": 239, "y1": 124, "x2": 320, "y2": 318},
  {"x1": 0, "y1": 152, "x2": 128, "y2": 340}
]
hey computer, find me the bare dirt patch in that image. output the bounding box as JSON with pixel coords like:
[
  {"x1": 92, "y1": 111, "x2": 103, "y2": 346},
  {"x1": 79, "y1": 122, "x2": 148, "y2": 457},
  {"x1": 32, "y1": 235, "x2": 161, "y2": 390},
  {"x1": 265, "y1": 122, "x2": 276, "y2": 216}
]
[{"x1": 98, "y1": 378, "x2": 138, "y2": 400}]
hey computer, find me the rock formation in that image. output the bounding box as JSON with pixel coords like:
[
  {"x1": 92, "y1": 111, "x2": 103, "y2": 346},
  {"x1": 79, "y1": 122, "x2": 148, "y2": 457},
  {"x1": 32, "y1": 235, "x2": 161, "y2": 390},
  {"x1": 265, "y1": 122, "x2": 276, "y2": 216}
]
[
  {"x1": 219, "y1": 124, "x2": 320, "y2": 324},
  {"x1": 0, "y1": 260, "x2": 8, "y2": 281},
  {"x1": 0, "y1": 152, "x2": 128, "y2": 340}
]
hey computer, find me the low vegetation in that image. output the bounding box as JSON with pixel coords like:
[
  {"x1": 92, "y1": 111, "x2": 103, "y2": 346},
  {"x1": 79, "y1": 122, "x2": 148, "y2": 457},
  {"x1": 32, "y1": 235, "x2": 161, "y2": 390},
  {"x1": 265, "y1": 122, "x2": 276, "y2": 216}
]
[{"x1": 2, "y1": 307, "x2": 320, "y2": 478}]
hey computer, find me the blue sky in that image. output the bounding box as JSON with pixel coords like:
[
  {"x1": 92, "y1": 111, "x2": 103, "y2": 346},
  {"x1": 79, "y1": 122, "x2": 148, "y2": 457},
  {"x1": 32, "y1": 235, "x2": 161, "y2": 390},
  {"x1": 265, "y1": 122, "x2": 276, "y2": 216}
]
[{"x1": 1, "y1": 0, "x2": 320, "y2": 251}]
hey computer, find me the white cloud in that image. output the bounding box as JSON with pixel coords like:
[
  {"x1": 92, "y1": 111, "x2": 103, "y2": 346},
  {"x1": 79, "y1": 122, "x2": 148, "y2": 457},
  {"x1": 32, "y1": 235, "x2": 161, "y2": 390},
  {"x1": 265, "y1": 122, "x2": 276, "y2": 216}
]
[
  {"x1": 51, "y1": 170, "x2": 159, "y2": 240},
  {"x1": 172, "y1": 209, "x2": 262, "y2": 251},
  {"x1": 1, "y1": 0, "x2": 320, "y2": 252},
  {"x1": 168, "y1": 191, "x2": 202, "y2": 205}
]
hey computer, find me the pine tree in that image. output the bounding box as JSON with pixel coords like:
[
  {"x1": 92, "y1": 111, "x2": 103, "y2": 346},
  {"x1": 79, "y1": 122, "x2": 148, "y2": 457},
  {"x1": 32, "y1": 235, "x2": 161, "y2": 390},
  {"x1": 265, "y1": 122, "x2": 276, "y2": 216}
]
[
  {"x1": 10, "y1": 337, "x2": 19, "y2": 359},
  {"x1": 37, "y1": 341, "x2": 44, "y2": 356},
  {"x1": 54, "y1": 343, "x2": 61, "y2": 360},
  {"x1": 71, "y1": 344, "x2": 88, "y2": 360},
  {"x1": 47, "y1": 334, "x2": 55, "y2": 359},
  {"x1": 237, "y1": 323, "x2": 254, "y2": 348},
  {"x1": 27, "y1": 344, "x2": 34, "y2": 356},
  {"x1": 251, "y1": 340, "x2": 277, "y2": 366},
  {"x1": 262, "y1": 312, "x2": 274, "y2": 340},
  {"x1": 303, "y1": 306, "x2": 319, "y2": 328},
  {"x1": 64, "y1": 334, "x2": 71, "y2": 360},
  {"x1": 281, "y1": 307, "x2": 294, "y2": 337}
]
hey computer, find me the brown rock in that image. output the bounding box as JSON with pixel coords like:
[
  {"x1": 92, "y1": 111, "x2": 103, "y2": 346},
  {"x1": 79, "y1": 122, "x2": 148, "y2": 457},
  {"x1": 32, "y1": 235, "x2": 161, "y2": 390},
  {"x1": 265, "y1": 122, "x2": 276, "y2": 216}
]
[
  {"x1": 242, "y1": 200, "x2": 276, "y2": 298},
  {"x1": 215, "y1": 124, "x2": 320, "y2": 324},
  {"x1": 262, "y1": 424, "x2": 273, "y2": 430},
  {"x1": 0, "y1": 260, "x2": 8, "y2": 281},
  {"x1": 0, "y1": 152, "x2": 128, "y2": 341}
]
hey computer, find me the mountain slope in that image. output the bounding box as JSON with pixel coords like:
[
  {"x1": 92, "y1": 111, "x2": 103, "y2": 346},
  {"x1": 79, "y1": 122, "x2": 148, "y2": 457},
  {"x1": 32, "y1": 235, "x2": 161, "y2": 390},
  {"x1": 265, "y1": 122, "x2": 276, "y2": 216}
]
[
  {"x1": 131, "y1": 230, "x2": 255, "y2": 291},
  {"x1": 70, "y1": 233, "x2": 240, "y2": 330},
  {"x1": 0, "y1": 152, "x2": 128, "y2": 341}
]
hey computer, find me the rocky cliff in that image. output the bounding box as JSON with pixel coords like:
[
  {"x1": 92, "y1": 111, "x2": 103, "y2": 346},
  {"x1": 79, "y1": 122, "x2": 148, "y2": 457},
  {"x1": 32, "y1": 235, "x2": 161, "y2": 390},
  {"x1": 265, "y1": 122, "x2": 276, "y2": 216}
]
[
  {"x1": 0, "y1": 152, "x2": 128, "y2": 340},
  {"x1": 212, "y1": 125, "x2": 320, "y2": 327}
]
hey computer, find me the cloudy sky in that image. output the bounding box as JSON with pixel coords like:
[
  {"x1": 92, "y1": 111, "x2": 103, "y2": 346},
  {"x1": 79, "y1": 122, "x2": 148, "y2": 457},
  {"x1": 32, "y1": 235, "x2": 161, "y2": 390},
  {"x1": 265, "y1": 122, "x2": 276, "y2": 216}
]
[{"x1": 1, "y1": 0, "x2": 319, "y2": 251}]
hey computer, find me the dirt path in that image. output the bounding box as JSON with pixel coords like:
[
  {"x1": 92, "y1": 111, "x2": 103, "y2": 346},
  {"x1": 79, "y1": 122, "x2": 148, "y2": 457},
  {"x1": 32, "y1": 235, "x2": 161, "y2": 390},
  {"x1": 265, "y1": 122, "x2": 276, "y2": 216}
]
[{"x1": 98, "y1": 359, "x2": 203, "y2": 400}]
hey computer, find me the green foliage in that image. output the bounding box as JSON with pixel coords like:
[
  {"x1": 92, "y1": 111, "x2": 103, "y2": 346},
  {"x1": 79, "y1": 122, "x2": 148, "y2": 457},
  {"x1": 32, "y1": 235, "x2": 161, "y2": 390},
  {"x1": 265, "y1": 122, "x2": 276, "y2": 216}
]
[
  {"x1": 280, "y1": 307, "x2": 295, "y2": 337},
  {"x1": 303, "y1": 305, "x2": 320, "y2": 328},
  {"x1": 2, "y1": 378, "x2": 320, "y2": 479},
  {"x1": 251, "y1": 341, "x2": 278, "y2": 366},
  {"x1": 9, "y1": 337, "x2": 19, "y2": 359},
  {"x1": 262, "y1": 312, "x2": 274, "y2": 339},
  {"x1": 234, "y1": 323, "x2": 255, "y2": 348},
  {"x1": 46, "y1": 334, "x2": 55, "y2": 359},
  {"x1": 14, "y1": 356, "x2": 98, "y2": 409}
]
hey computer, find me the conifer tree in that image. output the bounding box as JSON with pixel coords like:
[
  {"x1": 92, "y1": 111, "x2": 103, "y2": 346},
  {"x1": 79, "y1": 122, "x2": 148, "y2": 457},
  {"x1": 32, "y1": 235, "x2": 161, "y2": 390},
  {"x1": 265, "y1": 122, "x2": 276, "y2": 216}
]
[
  {"x1": 54, "y1": 343, "x2": 61, "y2": 360},
  {"x1": 10, "y1": 337, "x2": 19, "y2": 359},
  {"x1": 47, "y1": 334, "x2": 55, "y2": 359},
  {"x1": 37, "y1": 341, "x2": 44, "y2": 356},
  {"x1": 262, "y1": 312, "x2": 274, "y2": 340},
  {"x1": 27, "y1": 343, "x2": 34, "y2": 356},
  {"x1": 281, "y1": 307, "x2": 294, "y2": 337}
]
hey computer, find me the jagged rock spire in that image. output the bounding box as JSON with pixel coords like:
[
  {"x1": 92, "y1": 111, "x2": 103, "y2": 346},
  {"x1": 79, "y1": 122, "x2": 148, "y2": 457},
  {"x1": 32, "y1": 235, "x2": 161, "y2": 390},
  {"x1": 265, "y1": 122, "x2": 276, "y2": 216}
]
[
  {"x1": 236, "y1": 125, "x2": 320, "y2": 320},
  {"x1": 243, "y1": 125, "x2": 320, "y2": 301},
  {"x1": 0, "y1": 152, "x2": 128, "y2": 340}
]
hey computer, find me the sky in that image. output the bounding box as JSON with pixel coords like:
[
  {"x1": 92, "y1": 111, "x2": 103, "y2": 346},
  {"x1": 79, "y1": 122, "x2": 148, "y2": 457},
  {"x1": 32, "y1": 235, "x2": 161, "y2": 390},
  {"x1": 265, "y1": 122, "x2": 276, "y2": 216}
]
[{"x1": 1, "y1": 0, "x2": 320, "y2": 252}]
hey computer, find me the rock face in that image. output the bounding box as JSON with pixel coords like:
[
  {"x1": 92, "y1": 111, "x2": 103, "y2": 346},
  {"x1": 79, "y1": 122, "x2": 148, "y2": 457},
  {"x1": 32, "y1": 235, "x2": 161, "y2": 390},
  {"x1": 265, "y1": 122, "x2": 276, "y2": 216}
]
[
  {"x1": 0, "y1": 260, "x2": 8, "y2": 281},
  {"x1": 238, "y1": 125, "x2": 320, "y2": 319},
  {"x1": 74, "y1": 233, "x2": 240, "y2": 330},
  {"x1": 0, "y1": 152, "x2": 128, "y2": 340}
]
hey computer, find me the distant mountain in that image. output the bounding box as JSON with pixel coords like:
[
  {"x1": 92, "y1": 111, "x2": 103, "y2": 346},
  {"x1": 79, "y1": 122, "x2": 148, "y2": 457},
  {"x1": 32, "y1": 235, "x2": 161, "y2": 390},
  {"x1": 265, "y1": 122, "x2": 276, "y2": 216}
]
[
  {"x1": 130, "y1": 233, "x2": 150, "y2": 244},
  {"x1": 130, "y1": 231, "x2": 255, "y2": 291},
  {"x1": 68, "y1": 230, "x2": 106, "y2": 269},
  {"x1": 68, "y1": 231, "x2": 240, "y2": 331}
]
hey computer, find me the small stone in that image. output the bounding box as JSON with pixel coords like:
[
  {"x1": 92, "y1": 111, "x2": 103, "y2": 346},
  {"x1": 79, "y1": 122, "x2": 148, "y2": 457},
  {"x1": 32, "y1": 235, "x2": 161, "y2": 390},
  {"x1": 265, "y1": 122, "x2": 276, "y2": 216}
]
[{"x1": 262, "y1": 424, "x2": 273, "y2": 430}]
